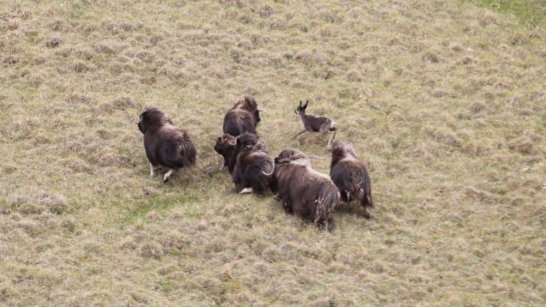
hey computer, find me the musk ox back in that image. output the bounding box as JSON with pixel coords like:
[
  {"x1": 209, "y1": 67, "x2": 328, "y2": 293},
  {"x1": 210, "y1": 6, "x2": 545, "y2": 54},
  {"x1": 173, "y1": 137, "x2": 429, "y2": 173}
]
[
  {"x1": 272, "y1": 149, "x2": 340, "y2": 230},
  {"x1": 138, "y1": 108, "x2": 197, "y2": 182},
  {"x1": 223, "y1": 95, "x2": 261, "y2": 136},
  {"x1": 230, "y1": 132, "x2": 273, "y2": 194},
  {"x1": 329, "y1": 140, "x2": 374, "y2": 218}
]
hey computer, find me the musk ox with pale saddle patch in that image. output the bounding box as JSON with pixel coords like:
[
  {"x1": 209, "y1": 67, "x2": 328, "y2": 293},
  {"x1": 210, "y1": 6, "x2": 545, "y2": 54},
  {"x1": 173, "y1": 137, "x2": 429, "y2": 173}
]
[
  {"x1": 270, "y1": 148, "x2": 340, "y2": 231},
  {"x1": 138, "y1": 108, "x2": 196, "y2": 183},
  {"x1": 229, "y1": 132, "x2": 274, "y2": 195},
  {"x1": 328, "y1": 139, "x2": 374, "y2": 218},
  {"x1": 223, "y1": 95, "x2": 261, "y2": 136}
]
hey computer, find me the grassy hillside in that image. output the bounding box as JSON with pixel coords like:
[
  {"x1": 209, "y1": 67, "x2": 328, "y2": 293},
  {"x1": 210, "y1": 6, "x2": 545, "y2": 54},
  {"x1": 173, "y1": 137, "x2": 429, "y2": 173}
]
[
  {"x1": 1, "y1": 0, "x2": 544, "y2": 305},
  {"x1": 463, "y1": 0, "x2": 546, "y2": 27}
]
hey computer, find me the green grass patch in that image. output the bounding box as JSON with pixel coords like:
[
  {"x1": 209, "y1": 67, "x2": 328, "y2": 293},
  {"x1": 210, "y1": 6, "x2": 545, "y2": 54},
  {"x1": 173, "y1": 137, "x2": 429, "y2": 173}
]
[
  {"x1": 119, "y1": 192, "x2": 200, "y2": 225},
  {"x1": 463, "y1": 0, "x2": 546, "y2": 27}
]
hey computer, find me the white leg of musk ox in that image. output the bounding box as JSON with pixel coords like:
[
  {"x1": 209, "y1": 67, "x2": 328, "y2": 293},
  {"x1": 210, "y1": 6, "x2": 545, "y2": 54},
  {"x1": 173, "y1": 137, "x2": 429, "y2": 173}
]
[
  {"x1": 163, "y1": 169, "x2": 174, "y2": 182},
  {"x1": 239, "y1": 187, "x2": 253, "y2": 194},
  {"x1": 149, "y1": 163, "x2": 158, "y2": 177}
]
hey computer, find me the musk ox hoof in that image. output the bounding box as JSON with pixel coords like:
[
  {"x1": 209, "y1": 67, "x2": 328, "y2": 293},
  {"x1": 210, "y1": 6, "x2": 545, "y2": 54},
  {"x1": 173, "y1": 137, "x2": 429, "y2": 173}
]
[
  {"x1": 239, "y1": 187, "x2": 253, "y2": 194},
  {"x1": 163, "y1": 169, "x2": 174, "y2": 183},
  {"x1": 362, "y1": 212, "x2": 372, "y2": 219}
]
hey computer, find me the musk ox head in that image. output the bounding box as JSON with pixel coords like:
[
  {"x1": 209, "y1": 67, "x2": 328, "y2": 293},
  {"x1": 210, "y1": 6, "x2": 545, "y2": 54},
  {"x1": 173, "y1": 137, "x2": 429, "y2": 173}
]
[
  {"x1": 328, "y1": 139, "x2": 357, "y2": 158},
  {"x1": 236, "y1": 132, "x2": 260, "y2": 151},
  {"x1": 138, "y1": 108, "x2": 172, "y2": 134},
  {"x1": 214, "y1": 134, "x2": 237, "y2": 155}
]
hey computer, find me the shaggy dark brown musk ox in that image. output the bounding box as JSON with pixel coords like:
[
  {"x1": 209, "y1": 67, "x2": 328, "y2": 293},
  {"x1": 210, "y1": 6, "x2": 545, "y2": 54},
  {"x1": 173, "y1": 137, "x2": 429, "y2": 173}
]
[
  {"x1": 230, "y1": 132, "x2": 273, "y2": 195},
  {"x1": 328, "y1": 140, "x2": 374, "y2": 218},
  {"x1": 138, "y1": 108, "x2": 196, "y2": 183},
  {"x1": 214, "y1": 133, "x2": 267, "y2": 173},
  {"x1": 214, "y1": 133, "x2": 237, "y2": 172},
  {"x1": 293, "y1": 100, "x2": 336, "y2": 140},
  {"x1": 270, "y1": 149, "x2": 340, "y2": 231},
  {"x1": 223, "y1": 95, "x2": 261, "y2": 136}
]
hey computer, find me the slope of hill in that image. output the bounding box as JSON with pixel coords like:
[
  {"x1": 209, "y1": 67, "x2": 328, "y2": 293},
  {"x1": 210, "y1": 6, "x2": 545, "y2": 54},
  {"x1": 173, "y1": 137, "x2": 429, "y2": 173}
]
[{"x1": 1, "y1": 0, "x2": 544, "y2": 305}]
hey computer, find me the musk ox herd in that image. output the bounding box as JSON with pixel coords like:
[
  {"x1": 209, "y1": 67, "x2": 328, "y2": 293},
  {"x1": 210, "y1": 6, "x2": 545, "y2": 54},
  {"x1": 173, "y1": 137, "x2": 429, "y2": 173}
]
[{"x1": 138, "y1": 95, "x2": 374, "y2": 230}]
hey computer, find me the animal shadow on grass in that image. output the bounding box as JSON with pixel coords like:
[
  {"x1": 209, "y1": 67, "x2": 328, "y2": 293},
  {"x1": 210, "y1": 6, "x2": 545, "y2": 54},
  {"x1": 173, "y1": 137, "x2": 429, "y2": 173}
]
[{"x1": 334, "y1": 202, "x2": 374, "y2": 219}]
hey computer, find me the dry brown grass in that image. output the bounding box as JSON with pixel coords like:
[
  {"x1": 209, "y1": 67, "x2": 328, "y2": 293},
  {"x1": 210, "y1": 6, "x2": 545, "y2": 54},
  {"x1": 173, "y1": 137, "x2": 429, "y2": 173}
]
[{"x1": 1, "y1": 0, "x2": 545, "y2": 305}]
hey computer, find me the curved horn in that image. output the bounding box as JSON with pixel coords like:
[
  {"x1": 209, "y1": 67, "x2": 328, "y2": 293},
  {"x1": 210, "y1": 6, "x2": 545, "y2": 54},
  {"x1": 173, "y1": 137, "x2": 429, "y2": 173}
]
[
  {"x1": 275, "y1": 157, "x2": 291, "y2": 164},
  {"x1": 307, "y1": 155, "x2": 328, "y2": 160},
  {"x1": 327, "y1": 129, "x2": 337, "y2": 151},
  {"x1": 303, "y1": 100, "x2": 309, "y2": 108},
  {"x1": 261, "y1": 169, "x2": 274, "y2": 176}
]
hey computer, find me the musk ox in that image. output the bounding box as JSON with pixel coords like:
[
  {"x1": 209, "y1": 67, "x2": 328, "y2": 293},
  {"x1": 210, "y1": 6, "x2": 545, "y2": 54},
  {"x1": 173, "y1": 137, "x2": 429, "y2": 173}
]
[
  {"x1": 214, "y1": 132, "x2": 267, "y2": 173},
  {"x1": 271, "y1": 148, "x2": 340, "y2": 230},
  {"x1": 293, "y1": 100, "x2": 336, "y2": 139},
  {"x1": 138, "y1": 108, "x2": 196, "y2": 182},
  {"x1": 230, "y1": 132, "x2": 274, "y2": 194},
  {"x1": 214, "y1": 133, "x2": 237, "y2": 172},
  {"x1": 328, "y1": 140, "x2": 374, "y2": 218},
  {"x1": 223, "y1": 95, "x2": 261, "y2": 136}
]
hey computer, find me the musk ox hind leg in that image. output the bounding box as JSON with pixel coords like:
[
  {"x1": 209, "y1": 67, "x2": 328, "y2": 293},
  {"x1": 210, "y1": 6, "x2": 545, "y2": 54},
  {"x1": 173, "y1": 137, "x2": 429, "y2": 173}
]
[
  {"x1": 359, "y1": 188, "x2": 374, "y2": 219},
  {"x1": 163, "y1": 169, "x2": 175, "y2": 183},
  {"x1": 313, "y1": 215, "x2": 335, "y2": 232},
  {"x1": 322, "y1": 217, "x2": 336, "y2": 232},
  {"x1": 239, "y1": 187, "x2": 253, "y2": 194},
  {"x1": 149, "y1": 163, "x2": 159, "y2": 177},
  {"x1": 362, "y1": 208, "x2": 372, "y2": 219},
  {"x1": 361, "y1": 199, "x2": 373, "y2": 219}
]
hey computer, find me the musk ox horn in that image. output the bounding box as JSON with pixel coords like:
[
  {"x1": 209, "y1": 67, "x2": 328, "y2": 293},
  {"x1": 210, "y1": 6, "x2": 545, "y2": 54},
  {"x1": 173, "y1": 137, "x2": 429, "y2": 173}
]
[
  {"x1": 275, "y1": 157, "x2": 291, "y2": 164},
  {"x1": 261, "y1": 169, "x2": 274, "y2": 176},
  {"x1": 327, "y1": 129, "x2": 337, "y2": 151},
  {"x1": 307, "y1": 155, "x2": 327, "y2": 160}
]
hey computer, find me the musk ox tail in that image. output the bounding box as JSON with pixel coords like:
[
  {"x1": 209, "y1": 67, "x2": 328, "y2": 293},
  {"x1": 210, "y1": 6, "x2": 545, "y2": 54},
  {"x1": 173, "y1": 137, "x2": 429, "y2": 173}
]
[
  {"x1": 363, "y1": 187, "x2": 374, "y2": 208},
  {"x1": 359, "y1": 173, "x2": 374, "y2": 208},
  {"x1": 327, "y1": 129, "x2": 337, "y2": 150},
  {"x1": 313, "y1": 183, "x2": 340, "y2": 230},
  {"x1": 177, "y1": 141, "x2": 197, "y2": 167}
]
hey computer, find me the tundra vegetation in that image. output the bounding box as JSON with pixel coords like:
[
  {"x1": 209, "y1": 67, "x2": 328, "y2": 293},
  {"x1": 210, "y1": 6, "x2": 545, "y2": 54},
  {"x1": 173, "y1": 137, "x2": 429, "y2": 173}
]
[{"x1": 0, "y1": 0, "x2": 544, "y2": 305}]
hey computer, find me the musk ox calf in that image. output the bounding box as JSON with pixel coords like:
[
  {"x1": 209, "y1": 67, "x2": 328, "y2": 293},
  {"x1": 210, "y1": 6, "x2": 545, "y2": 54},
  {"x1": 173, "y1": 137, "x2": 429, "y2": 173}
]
[
  {"x1": 223, "y1": 95, "x2": 261, "y2": 136},
  {"x1": 271, "y1": 149, "x2": 340, "y2": 230},
  {"x1": 214, "y1": 132, "x2": 267, "y2": 172},
  {"x1": 214, "y1": 133, "x2": 237, "y2": 172},
  {"x1": 138, "y1": 108, "x2": 196, "y2": 183},
  {"x1": 229, "y1": 132, "x2": 274, "y2": 194},
  {"x1": 328, "y1": 140, "x2": 374, "y2": 218}
]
